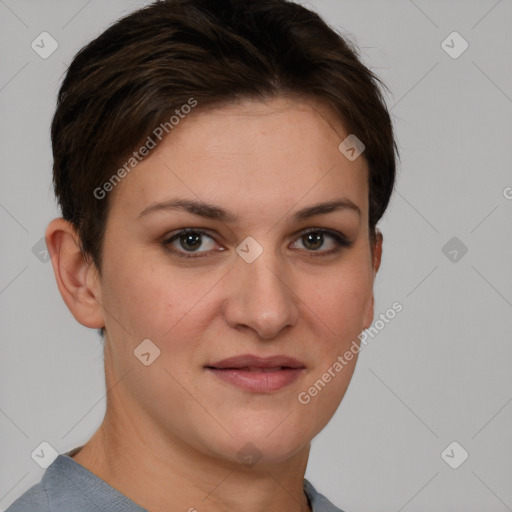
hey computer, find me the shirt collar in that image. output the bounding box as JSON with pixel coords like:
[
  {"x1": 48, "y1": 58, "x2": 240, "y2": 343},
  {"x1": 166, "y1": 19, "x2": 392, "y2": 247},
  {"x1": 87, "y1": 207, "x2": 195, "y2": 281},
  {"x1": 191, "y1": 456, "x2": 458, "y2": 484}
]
[{"x1": 43, "y1": 452, "x2": 343, "y2": 512}]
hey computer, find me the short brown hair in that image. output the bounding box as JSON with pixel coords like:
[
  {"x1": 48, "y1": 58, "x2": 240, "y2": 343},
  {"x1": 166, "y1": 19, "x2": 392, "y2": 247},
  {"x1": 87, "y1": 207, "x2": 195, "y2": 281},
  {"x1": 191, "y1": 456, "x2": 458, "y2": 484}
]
[{"x1": 51, "y1": 0, "x2": 398, "y2": 273}]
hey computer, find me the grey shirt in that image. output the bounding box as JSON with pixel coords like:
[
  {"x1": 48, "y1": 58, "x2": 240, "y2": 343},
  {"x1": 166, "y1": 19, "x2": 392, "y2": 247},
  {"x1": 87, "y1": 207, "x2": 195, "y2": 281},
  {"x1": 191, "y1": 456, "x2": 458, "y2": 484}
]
[{"x1": 6, "y1": 449, "x2": 345, "y2": 512}]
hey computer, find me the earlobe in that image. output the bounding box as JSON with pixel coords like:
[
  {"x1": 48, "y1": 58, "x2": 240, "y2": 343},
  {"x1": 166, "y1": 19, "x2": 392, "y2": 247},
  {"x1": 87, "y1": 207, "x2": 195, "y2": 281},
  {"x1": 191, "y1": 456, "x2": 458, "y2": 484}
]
[
  {"x1": 363, "y1": 294, "x2": 374, "y2": 331},
  {"x1": 363, "y1": 230, "x2": 383, "y2": 330},
  {"x1": 373, "y1": 229, "x2": 383, "y2": 276},
  {"x1": 45, "y1": 218, "x2": 105, "y2": 329}
]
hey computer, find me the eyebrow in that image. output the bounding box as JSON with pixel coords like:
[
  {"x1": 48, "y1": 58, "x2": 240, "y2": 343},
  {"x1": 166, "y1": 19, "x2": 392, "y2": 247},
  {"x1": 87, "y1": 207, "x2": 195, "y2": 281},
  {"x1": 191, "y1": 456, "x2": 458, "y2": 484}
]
[{"x1": 138, "y1": 197, "x2": 361, "y2": 222}]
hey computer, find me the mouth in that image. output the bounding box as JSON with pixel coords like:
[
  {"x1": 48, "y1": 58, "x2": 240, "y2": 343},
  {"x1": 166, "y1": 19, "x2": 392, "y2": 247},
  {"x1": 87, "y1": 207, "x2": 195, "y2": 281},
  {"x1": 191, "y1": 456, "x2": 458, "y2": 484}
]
[{"x1": 205, "y1": 354, "x2": 306, "y2": 393}]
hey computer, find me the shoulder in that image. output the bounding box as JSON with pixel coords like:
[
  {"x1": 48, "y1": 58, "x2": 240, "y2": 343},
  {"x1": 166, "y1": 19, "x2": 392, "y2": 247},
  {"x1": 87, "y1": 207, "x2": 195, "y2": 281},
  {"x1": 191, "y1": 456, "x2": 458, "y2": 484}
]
[
  {"x1": 4, "y1": 452, "x2": 76, "y2": 512},
  {"x1": 4, "y1": 452, "x2": 148, "y2": 512},
  {"x1": 304, "y1": 478, "x2": 347, "y2": 512},
  {"x1": 4, "y1": 481, "x2": 51, "y2": 512}
]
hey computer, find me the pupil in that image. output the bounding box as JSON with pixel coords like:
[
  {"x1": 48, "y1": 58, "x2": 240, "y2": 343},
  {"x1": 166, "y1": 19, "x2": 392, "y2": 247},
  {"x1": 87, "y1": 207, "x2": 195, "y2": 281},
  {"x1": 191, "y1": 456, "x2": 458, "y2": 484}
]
[
  {"x1": 304, "y1": 232, "x2": 323, "y2": 250},
  {"x1": 181, "y1": 233, "x2": 201, "y2": 251}
]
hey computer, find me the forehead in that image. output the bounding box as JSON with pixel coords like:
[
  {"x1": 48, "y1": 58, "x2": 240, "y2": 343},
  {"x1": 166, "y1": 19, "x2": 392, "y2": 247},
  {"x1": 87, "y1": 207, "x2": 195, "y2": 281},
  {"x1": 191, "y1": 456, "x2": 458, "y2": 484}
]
[{"x1": 108, "y1": 96, "x2": 369, "y2": 224}]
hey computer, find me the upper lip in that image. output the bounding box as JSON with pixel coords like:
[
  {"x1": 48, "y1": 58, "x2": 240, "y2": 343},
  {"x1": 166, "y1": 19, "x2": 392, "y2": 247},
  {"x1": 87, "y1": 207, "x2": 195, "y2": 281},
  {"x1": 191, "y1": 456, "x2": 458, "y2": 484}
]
[{"x1": 206, "y1": 354, "x2": 306, "y2": 369}]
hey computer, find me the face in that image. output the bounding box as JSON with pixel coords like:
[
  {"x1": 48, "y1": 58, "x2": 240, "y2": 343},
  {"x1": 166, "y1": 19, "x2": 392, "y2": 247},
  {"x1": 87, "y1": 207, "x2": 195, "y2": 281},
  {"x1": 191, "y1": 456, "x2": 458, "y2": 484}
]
[{"x1": 93, "y1": 96, "x2": 380, "y2": 466}]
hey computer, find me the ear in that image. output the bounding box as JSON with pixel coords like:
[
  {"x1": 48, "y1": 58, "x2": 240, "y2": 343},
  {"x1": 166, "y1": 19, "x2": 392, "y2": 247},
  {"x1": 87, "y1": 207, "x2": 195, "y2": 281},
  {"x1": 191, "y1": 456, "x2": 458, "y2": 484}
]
[
  {"x1": 362, "y1": 229, "x2": 383, "y2": 330},
  {"x1": 45, "y1": 218, "x2": 105, "y2": 329}
]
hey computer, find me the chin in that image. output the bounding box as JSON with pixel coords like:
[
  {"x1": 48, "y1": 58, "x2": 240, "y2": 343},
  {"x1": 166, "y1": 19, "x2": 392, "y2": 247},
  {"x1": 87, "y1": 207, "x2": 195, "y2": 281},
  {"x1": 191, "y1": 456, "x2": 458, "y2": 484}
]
[{"x1": 200, "y1": 417, "x2": 313, "y2": 468}]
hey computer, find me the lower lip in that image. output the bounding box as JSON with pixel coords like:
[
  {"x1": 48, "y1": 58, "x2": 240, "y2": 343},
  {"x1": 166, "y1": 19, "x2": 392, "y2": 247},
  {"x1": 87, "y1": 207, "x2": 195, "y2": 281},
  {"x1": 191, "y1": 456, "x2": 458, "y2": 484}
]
[{"x1": 206, "y1": 368, "x2": 305, "y2": 392}]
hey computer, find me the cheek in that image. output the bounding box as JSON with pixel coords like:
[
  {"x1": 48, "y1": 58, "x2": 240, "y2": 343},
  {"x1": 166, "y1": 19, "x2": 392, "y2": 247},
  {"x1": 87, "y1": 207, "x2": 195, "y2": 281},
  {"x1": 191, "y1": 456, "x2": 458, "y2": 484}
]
[
  {"x1": 102, "y1": 254, "x2": 224, "y2": 363},
  {"x1": 101, "y1": 243, "x2": 178, "y2": 333},
  {"x1": 310, "y1": 262, "x2": 373, "y2": 337},
  {"x1": 295, "y1": 267, "x2": 371, "y2": 431}
]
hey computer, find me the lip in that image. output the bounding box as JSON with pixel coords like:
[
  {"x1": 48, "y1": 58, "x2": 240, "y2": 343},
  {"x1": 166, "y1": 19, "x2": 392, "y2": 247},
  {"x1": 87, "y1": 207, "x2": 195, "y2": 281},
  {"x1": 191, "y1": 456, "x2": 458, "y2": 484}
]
[
  {"x1": 208, "y1": 354, "x2": 306, "y2": 370},
  {"x1": 205, "y1": 354, "x2": 306, "y2": 393}
]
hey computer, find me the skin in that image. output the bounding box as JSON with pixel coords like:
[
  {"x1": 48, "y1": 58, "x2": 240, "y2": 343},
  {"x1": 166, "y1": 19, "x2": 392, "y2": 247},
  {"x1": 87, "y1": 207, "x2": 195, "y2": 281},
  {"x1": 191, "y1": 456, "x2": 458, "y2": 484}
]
[{"x1": 46, "y1": 96, "x2": 382, "y2": 512}]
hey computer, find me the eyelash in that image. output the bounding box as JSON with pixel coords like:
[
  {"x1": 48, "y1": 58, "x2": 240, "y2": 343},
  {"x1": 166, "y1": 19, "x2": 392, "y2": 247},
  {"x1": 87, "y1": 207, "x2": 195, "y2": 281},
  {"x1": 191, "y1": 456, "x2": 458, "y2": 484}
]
[{"x1": 161, "y1": 228, "x2": 353, "y2": 259}]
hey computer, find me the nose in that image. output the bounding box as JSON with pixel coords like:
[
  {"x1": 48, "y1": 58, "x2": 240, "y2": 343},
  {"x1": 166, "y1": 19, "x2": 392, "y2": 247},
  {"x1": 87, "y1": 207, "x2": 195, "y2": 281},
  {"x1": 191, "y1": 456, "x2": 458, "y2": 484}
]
[{"x1": 223, "y1": 247, "x2": 300, "y2": 340}]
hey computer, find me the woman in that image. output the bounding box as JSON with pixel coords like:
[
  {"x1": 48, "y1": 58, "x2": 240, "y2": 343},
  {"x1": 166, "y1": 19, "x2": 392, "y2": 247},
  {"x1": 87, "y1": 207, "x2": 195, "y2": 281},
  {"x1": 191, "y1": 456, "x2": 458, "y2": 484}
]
[{"x1": 6, "y1": 0, "x2": 397, "y2": 510}]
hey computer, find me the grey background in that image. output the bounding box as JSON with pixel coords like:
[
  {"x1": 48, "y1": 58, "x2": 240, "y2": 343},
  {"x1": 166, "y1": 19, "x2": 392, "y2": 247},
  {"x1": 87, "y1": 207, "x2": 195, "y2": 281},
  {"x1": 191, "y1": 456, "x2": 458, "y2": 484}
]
[{"x1": 1, "y1": 0, "x2": 511, "y2": 511}]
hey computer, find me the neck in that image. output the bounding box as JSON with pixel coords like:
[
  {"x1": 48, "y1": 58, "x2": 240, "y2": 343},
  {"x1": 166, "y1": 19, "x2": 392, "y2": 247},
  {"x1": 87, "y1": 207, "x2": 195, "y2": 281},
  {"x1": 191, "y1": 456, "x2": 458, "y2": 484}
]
[{"x1": 71, "y1": 399, "x2": 312, "y2": 512}]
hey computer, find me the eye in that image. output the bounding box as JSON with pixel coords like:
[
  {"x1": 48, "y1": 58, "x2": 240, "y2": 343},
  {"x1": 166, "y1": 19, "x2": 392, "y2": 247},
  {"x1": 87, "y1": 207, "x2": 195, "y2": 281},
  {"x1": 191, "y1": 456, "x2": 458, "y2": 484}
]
[
  {"x1": 162, "y1": 229, "x2": 221, "y2": 258},
  {"x1": 162, "y1": 227, "x2": 352, "y2": 259},
  {"x1": 290, "y1": 228, "x2": 352, "y2": 256}
]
